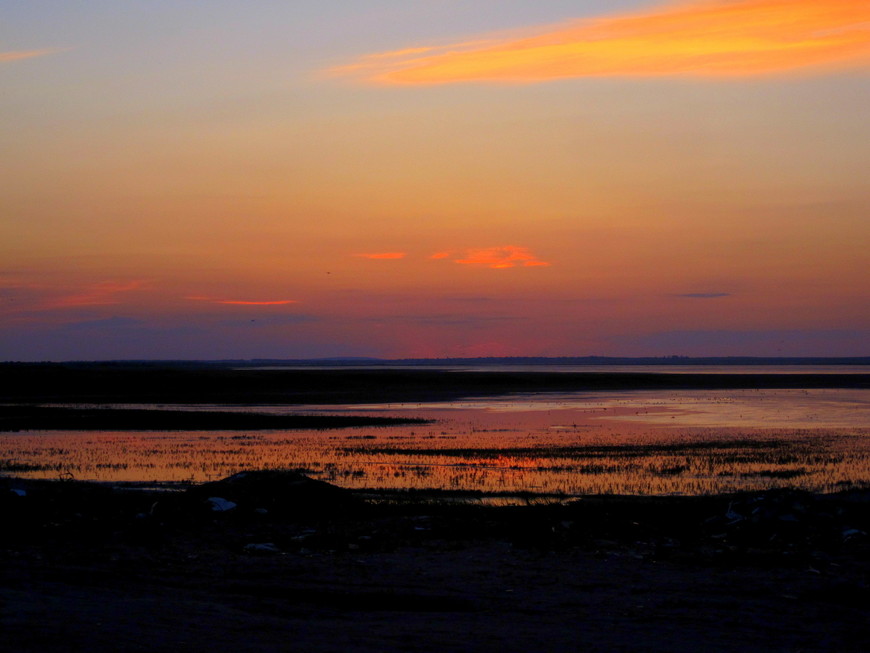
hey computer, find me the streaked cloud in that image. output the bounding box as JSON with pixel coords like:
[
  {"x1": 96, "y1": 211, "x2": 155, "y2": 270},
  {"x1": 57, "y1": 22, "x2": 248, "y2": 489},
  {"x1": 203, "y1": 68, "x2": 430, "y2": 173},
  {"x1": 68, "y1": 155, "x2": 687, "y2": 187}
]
[
  {"x1": 436, "y1": 246, "x2": 551, "y2": 269},
  {"x1": 624, "y1": 328, "x2": 870, "y2": 356},
  {"x1": 64, "y1": 317, "x2": 144, "y2": 331},
  {"x1": 335, "y1": 0, "x2": 870, "y2": 84},
  {"x1": 214, "y1": 300, "x2": 298, "y2": 306},
  {"x1": 219, "y1": 314, "x2": 317, "y2": 328},
  {"x1": 410, "y1": 314, "x2": 523, "y2": 327},
  {"x1": 1, "y1": 49, "x2": 63, "y2": 64},
  {"x1": 361, "y1": 313, "x2": 522, "y2": 326},
  {"x1": 0, "y1": 280, "x2": 146, "y2": 323},
  {"x1": 51, "y1": 281, "x2": 146, "y2": 308},
  {"x1": 187, "y1": 296, "x2": 298, "y2": 306},
  {"x1": 674, "y1": 292, "x2": 732, "y2": 299},
  {"x1": 354, "y1": 252, "x2": 407, "y2": 260}
]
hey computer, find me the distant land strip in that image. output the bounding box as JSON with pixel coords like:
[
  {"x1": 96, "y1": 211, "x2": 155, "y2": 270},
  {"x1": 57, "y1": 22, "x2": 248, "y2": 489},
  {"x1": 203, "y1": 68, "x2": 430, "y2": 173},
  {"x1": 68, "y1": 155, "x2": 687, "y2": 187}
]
[
  {"x1": 1, "y1": 363, "x2": 868, "y2": 405},
  {"x1": 7, "y1": 356, "x2": 867, "y2": 367}
]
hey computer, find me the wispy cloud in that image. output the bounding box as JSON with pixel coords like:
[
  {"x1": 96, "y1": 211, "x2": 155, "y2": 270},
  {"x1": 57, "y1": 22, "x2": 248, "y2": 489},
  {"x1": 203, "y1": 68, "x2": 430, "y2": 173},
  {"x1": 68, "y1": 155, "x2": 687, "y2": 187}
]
[
  {"x1": 359, "y1": 313, "x2": 522, "y2": 327},
  {"x1": 623, "y1": 328, "x2": 870, "y2": 356},
  {"x1": 214, "y1": 300, "x2": 298, "y2": 306},
  {"x1": 354, "y1": 252, "x2": 407, "y2": 260},
  {"x1": 51, "y1": 281, "x2": 146, "y2": 308},
  {"x1": 220, "y1": 314, "x2": 317, "y2": 327},
  {"x1": 1, "y1": 48, "x2": 64, "y2": 64},
  {"x1": 186, "y1": 296, "x2": 298, "y2": 306},
  {"x1": 0, "y1": 280, "x2": 146, "y2": 325},
  {"x1": 674, "y1": 292, "x2": 732, "y2": 299},
  {"x1": 64, "y1": 317, "x2": 144, "y2": 331},
  {"x1": 436, "y1": 246, "x2": 551, "y2": 269},
  {"x1": 333, "y1": 0, "x2": 870, "y2": 84}
]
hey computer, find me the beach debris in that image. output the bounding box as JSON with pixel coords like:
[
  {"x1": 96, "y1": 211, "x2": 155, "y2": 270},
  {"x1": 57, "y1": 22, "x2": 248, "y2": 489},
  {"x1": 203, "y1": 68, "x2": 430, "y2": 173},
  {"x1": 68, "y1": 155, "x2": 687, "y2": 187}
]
[
  {"x1": 243, "y1": 542, "x2": 281, "y2": 555},
  {"x1": 206, "y1": 496, "x2": 237, "y2": 512},
  {"x1": 842, "y1": 529, "x2": 866, "y2": 542},
  {"x1": 9, "y1": 488, "x2": 26, "y2": 497},
  {"x1": 725, "y1": 502, "x2": 744, "y2": 524}
]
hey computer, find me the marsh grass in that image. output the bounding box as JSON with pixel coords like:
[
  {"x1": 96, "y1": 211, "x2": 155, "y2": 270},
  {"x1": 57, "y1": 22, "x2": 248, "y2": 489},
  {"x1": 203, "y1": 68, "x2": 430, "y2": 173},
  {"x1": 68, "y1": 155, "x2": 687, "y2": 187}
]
[{"x1": 2, "y1": 425, "x2": 868, "y2": 496}]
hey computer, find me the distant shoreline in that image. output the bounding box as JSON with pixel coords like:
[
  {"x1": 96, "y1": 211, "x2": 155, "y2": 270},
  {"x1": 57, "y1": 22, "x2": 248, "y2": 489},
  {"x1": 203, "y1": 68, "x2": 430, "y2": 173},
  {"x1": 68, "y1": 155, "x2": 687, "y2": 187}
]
[{"x1": 4, "y1": 355, "x2": 870, "y2": 367}]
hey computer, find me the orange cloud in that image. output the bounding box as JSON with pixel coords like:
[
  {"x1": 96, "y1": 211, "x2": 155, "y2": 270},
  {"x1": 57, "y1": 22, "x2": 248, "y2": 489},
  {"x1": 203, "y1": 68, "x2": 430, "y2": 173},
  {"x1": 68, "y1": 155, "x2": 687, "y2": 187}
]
[
  {"x1": 354, "y1": 252, "x2": 407, "y2": 260},
  {"x1": 446, "y1": 246, "x2": 551, "y2": 269},
  {"x1": 186, "y1": 296, "x2": 297, "y2": 306},
  {"x1": 1, "y1": 49, "x2": 62, "y2": 64},
  {"x1": 334, "y1": 0, "x2": 870, "y2": 84}
]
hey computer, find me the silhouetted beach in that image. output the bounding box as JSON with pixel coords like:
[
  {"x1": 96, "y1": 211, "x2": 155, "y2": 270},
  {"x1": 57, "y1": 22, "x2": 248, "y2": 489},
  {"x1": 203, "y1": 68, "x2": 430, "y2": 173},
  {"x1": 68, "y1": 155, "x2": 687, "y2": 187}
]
[{"x1": 2, "y1": 472, "x2": 870, "y2": 652}]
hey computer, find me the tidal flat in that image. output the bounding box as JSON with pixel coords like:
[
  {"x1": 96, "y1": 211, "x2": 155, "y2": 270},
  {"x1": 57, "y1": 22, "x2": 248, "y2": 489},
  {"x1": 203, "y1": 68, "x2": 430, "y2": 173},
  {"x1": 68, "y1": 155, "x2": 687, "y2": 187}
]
[
  {"x1": 2, "y1": 385, "x2": 869, "y2": 496},
  {"x1": 2, "y1": 364, "x2": 870, "y2": 651}
]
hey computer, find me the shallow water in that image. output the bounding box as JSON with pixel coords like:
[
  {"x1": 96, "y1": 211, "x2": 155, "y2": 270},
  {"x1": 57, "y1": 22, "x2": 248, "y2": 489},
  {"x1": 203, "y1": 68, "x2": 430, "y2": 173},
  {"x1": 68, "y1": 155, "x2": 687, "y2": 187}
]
[
  {"x1": 3, "y1": 388, "x2": 870, "y2": 496},
  {"x1": 247, "y1": 364, "x2": 870, "y2": 374}
]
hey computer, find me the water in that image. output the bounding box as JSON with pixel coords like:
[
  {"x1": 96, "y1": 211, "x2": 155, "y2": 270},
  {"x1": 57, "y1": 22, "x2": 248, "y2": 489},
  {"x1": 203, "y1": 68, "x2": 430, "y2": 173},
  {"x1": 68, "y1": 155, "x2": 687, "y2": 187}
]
[
  {"x1": 247, "y1": 364, "x2": 870, "y2": 375},
  {"x1": 2, "y1": 387, "x2": 869, "y2": 496}
]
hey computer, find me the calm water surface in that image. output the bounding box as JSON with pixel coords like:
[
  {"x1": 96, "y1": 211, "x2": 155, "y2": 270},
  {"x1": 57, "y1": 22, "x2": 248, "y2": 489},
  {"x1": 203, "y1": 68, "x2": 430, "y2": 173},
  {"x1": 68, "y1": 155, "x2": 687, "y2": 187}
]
[
  {"x1": 2, "y1": 388, "x2": 869, "y2": 496},
  {"x1": 249, "y1": 364, "x2": 870, "y2": 374}
]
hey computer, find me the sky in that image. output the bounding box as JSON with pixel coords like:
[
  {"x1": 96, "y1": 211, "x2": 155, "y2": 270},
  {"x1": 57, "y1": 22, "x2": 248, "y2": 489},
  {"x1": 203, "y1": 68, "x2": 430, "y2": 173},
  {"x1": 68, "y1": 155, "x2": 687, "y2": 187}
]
[{"x1": 2, "y1": 0, "x2": 868, "y2": 360}]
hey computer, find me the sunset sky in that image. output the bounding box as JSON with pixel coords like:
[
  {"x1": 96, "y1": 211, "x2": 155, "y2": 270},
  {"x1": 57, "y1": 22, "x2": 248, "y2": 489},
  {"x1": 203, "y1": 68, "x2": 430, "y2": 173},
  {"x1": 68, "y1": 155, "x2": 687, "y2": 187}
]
[{"x1": 2, "y1": 0, "x2": 868, "y2": 360}]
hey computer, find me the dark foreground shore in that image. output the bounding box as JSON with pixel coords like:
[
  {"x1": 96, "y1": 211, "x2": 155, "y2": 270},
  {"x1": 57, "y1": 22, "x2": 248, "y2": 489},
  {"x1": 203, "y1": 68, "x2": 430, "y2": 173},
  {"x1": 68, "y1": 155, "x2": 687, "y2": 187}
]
[{"x1": 2, "y1": 471, "x2": 869, "y2": 652}]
